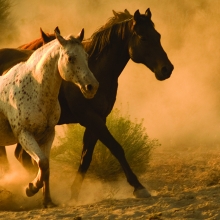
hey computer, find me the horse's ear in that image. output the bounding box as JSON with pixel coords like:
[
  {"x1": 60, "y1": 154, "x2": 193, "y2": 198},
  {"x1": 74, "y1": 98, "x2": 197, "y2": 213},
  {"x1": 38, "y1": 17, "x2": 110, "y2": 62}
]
[
  {"x1": 76, "y1": 28, "x2": 84, "y2": 42},
  {"x1": 112, "y1": 10, "x2": 117, "y2": 17},
  {"x1": 124, "y1": 9, "x2": 130, "y2": 15},
  {"x1": 56, "y1": 26, "x2": 61, "y2": 34},
  {"x1": 145, "y1": 8, "x2": 152, "y2": 19},
  {"x1": 113, "y1": 10, "x2": 120, "y2": 20},
  {"x1": 133, "y1": 9, "x2": 141, "y2": 21},
  {"x1": 54, "y1": 26, "x2": 66, "y2": 46},
  {"x1": 40, "y1": 28, "x2": 50, "y2": 44},
  {"x1": 54, "y1": 26, "x2": 60, "y2": 35}
]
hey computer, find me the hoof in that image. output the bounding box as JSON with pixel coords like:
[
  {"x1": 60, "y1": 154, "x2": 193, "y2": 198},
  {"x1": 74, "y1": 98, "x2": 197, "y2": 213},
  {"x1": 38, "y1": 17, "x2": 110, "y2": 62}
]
[
  {"x1": 26, "y1": 183, "x2": 39, "y2": 197},
  {"x1": 67, "y1": 198, "x2": 77, "y2": 206},
  {"x1": 43, "y1": 200, "x2": 57, "y2": 208},
  {"x1": 133, "y1": 188, "x2": 151, "y2": 198}
]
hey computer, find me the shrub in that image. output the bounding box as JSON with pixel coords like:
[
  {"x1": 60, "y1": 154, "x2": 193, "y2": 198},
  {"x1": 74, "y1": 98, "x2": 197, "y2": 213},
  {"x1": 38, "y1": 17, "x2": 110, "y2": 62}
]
[{"x1": 51, "y1": 108, "x2": 160, "y2": 181}]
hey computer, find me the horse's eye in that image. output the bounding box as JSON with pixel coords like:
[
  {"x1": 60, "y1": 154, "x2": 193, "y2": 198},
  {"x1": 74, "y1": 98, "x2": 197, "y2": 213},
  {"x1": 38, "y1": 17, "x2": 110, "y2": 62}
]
[{"x1": 68, "y1": 56, "x2": 74, "y2": 63}]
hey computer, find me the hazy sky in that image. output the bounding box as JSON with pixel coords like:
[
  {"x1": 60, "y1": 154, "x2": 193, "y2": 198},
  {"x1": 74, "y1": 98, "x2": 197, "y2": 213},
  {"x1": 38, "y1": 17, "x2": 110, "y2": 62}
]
[{"x1": 3, "y1": 0, "x2": 220, "y2": 150}]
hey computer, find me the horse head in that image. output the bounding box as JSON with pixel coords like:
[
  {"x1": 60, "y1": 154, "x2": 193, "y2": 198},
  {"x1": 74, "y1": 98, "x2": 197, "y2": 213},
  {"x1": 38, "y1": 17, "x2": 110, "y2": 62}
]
[
  {"x1": 128, "y1": 9, "x2": 174, "y2": 80},
  {"x1": 54, "y1": 27, "x2": 99, "y2": 99}
]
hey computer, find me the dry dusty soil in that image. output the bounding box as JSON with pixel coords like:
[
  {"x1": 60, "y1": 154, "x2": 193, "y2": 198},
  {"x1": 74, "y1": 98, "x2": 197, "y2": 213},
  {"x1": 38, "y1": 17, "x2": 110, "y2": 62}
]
[{"x1": 1, "y1": 147, "x2": 220, "y2": 219}]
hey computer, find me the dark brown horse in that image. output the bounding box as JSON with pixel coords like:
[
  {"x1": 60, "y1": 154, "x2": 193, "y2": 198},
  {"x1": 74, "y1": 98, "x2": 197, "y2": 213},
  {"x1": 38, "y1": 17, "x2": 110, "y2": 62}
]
[{"x1": 0, "y1": 9, "x2": 173, "y2": 201}]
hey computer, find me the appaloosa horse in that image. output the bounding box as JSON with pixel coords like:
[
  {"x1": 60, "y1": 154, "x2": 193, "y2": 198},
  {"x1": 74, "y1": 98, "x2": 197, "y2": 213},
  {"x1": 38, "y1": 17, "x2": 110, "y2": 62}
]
[
  {"x1": 1, "y1": 9, "x2": 173, "y2": 201},
  {"x1": 0, "y1": 28, "x2": 57, "y2": 170},
  {"x1": 0, "y1": 27, "x2": 98, "y2": 207}
]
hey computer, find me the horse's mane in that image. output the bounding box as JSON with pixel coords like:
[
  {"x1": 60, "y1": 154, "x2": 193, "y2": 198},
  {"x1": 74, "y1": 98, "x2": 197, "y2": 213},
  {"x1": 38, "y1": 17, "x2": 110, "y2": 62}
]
[
  {"x1": 83, "y1": 9, "x2": 155, "y2": 59},
  {"x1": 84, "y1": 10, "x2": 134, "y2": 59}
]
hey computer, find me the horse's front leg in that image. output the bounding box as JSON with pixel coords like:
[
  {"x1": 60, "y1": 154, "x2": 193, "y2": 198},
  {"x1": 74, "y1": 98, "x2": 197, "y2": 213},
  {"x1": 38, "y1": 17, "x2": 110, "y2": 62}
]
[
  {"x1": 70, "y1": 128, "x2": 97, "y2": 202},
  {"x1": 39, "y1": 128, "x2": 56, "y2": 208},
  {"x1": 18, "y1": 129, "x2": 55, "y2": 208},
  {"x1": 77, "y1": 112, "x2": 151, "y2": 199}
]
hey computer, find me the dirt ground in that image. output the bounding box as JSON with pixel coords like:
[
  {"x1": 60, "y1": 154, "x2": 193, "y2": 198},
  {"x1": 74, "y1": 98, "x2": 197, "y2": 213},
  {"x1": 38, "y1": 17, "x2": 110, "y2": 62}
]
[{"x1": 1, "y1": 147, "x2": 220, "y2": 220}]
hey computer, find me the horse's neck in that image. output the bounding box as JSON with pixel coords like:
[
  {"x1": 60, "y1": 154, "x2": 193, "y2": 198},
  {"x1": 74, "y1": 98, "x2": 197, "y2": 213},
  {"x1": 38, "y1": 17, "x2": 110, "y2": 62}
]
[
  {"x1": 102, "y1": 45, "x2": 129, "y2": 78},
  {"x1": 86, "y1": 20, "x2": 132, "y2": 80},
  {"x1": 31, "y1": 44, "x2": 62, "y2": 99},
  {"x1": 88, "y1": 41, "x2": 130, "y2": 81}
]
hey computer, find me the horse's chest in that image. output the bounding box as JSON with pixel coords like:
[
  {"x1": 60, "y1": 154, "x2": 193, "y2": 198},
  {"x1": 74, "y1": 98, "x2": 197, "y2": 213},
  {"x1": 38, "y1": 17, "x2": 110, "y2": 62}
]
[
  {"x1": 16, "y1": 99, "x2": 60, "y2": 128},
  {"x1": 5, "y1": 102, "x2": 60, "y2": 139},
  {"x1": 91, "y1": 81, "x2": 118, "y2": 116}
]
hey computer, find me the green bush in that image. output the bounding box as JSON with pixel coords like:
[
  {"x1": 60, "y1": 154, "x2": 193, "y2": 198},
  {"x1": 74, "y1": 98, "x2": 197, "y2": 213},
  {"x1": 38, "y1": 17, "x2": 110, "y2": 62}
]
[{"x1": 51, "y1": 108, "x2": 160, "y2": 181}]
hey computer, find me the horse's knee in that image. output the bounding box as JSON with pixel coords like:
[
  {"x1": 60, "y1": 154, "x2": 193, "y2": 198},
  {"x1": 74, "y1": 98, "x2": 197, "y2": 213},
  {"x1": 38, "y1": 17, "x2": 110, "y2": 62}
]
[{"x1": 38, "y1": 157, "x2": 49, "y2": 171}]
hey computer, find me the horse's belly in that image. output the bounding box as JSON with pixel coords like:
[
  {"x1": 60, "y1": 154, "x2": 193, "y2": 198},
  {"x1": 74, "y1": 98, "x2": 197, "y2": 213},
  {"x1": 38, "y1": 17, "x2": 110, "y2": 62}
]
[{"x1": 0, "y1": 115, "x2": 17, "y2": 145}]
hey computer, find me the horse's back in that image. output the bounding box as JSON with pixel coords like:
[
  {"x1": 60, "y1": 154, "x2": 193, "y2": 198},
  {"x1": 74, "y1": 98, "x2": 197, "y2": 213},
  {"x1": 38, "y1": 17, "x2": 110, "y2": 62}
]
[{"x1": 0, "y1": 48, "x2": 33, "y2": 75}]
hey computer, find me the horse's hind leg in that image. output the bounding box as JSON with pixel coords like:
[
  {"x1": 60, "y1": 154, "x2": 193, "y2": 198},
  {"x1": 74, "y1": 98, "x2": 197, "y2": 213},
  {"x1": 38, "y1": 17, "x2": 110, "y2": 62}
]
[
  {"x1": 0, "y1": 146, "x2": 10, "y2": 173},
  {"x1": 14, "y1": 143, "x2": 37, "y2": 174},
  {"x1": 17, "y1": 129, "x2": 55, "y2": 207}
]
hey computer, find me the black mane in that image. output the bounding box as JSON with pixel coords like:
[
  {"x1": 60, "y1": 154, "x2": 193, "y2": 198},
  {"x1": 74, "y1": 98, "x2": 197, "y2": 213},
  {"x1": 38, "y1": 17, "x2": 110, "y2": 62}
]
[{"x1": 83, "y1": 10, "x2": 133, "y2": 59}]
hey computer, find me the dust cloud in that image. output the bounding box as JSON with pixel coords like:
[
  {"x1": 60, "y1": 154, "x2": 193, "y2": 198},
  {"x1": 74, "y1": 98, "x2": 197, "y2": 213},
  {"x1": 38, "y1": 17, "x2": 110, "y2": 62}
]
[
  {"x1": 2, "y1": 0, "x2": 218, "y2": 151},
  {"x1": 1, "y1": 0, "x2": 220, "y2": 209}
]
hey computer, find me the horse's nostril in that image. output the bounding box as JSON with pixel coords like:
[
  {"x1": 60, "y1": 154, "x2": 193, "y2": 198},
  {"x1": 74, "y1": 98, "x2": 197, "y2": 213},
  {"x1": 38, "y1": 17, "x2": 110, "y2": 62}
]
[
  {"x1": 161, "y1": 66, "x2": 168, "y2": 74},
  {"x1": 86, "y1": 84, "x2": 93, "y2": 91}
]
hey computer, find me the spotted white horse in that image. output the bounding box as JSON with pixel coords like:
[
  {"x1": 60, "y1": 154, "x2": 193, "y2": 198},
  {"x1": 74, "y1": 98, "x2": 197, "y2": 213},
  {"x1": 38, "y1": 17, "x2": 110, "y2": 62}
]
[{"x1": 0, "y1": 27, "x2": 99, "y2": 207}]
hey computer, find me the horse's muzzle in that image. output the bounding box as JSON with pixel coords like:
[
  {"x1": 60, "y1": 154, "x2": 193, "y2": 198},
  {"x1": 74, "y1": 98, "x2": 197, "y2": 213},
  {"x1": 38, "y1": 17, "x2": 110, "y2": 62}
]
[
  {"x1": 156, "y1": 64, "x2": 174, "y2": 81},
  {"x1": 81, "y1": 81, "x2": 99, "y2": 99}
]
